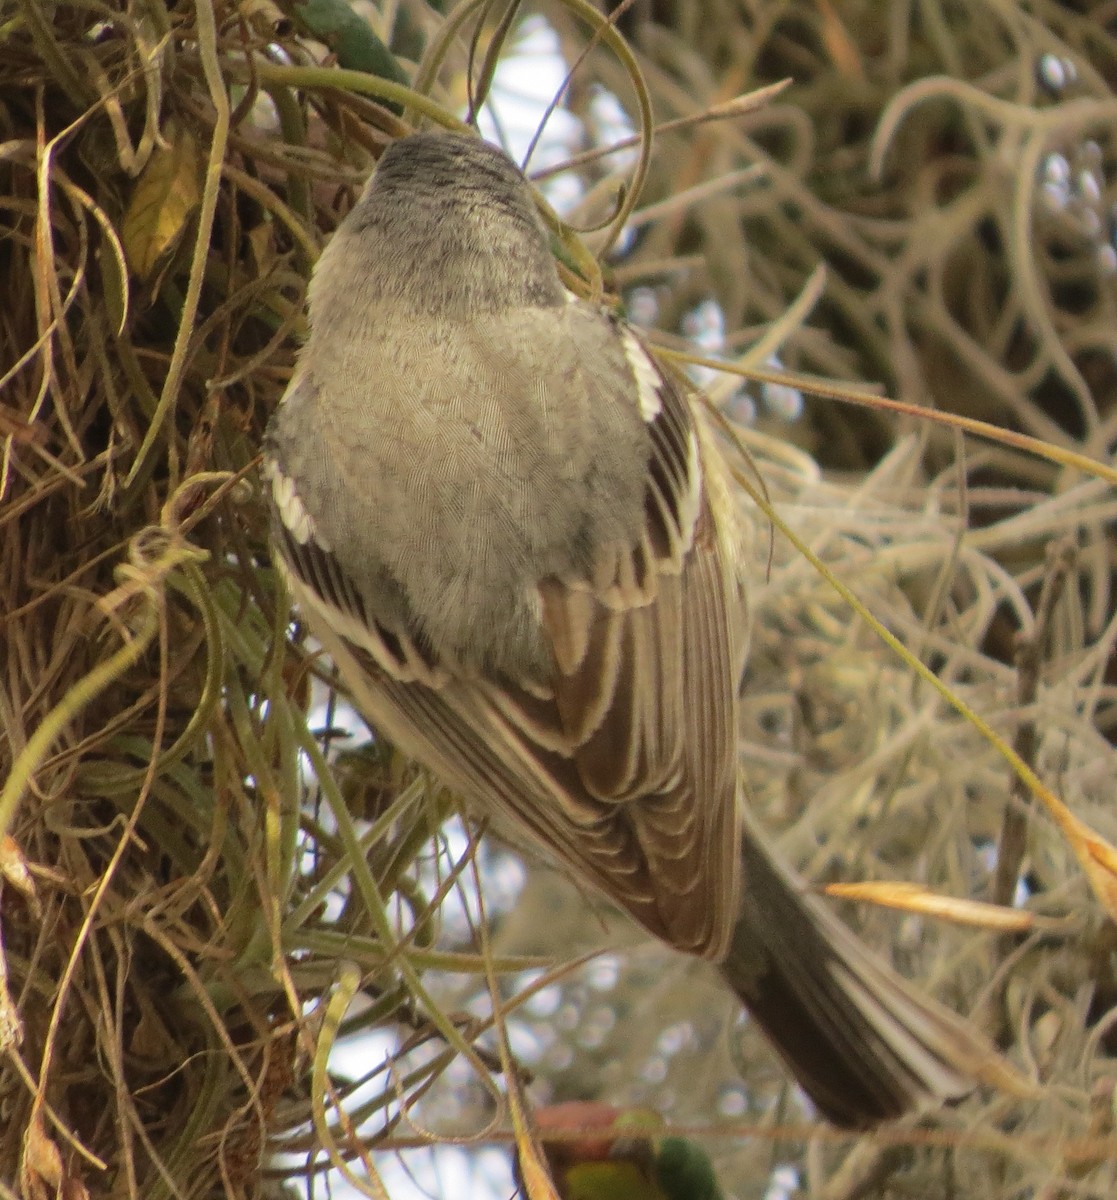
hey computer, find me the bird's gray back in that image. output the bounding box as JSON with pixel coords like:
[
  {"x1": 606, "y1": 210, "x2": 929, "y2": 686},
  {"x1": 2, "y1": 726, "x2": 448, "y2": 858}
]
[{"x1": 270, "y1": 301, "x2": 652, "y2": 679}]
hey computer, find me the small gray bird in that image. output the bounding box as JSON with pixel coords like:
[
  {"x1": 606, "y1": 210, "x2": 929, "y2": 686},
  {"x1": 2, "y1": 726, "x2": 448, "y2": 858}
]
[{"x1": 264, "y1": 130, "x2": 1016, "y2": 1127}]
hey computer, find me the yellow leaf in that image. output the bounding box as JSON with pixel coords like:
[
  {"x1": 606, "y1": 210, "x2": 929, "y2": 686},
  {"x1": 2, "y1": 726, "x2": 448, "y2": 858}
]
[
  {"x1": 823, "y1": 880, "x2": 1070, "y2": 932},
  {"x1": 815, "y1": 0, "x2": 865, "y2": 80},
  {"x1": 122, "y1": 126, "x2": 203, "y2": 280},
  {"x1": 1052, "y1": 802, "x2": 1117, "y2": 923},
  {"x1": 21, "y1": 1114, "x2": 63, "y2": 1200},
  {"x1": 564, "y1": 1161, "x2": 668, "y2": 1200}
]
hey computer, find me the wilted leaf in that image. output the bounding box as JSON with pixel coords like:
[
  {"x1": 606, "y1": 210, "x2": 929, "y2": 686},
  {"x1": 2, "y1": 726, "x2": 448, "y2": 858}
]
[
  {"x1": 823, "y1": 880, "x2": 1069, "y2": 932},
  {"x1": 21, "y1": 1114, "x2": 63, "y2": 1200},
  {"x1": 121, "y1": 126, "x2": 203, "y2": 280},
  {"x1": 0, "y1": 833, "x2": 39, "y2": 915},
  {"x1": 1037, "y1": 789, "x2": 1117, "y2": 924},
  {"x1": 1063, "y1": 815, "x2": 1117, "y2": 923}
]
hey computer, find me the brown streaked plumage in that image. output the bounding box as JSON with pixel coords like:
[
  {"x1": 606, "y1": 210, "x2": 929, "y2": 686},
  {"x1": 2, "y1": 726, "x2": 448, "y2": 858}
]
[{"x1": 264, "y1": 130, "x2": 1023, "y2": 1127}]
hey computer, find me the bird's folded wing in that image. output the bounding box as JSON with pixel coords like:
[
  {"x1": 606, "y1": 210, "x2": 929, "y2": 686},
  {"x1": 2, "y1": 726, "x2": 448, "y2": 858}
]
[{"x1": 266, "y1": 329, "x2": 742, "y2": 958}]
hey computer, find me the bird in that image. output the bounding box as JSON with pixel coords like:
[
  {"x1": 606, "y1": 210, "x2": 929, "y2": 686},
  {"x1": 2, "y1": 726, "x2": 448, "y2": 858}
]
[{"x1": 263, "y1": 129, "x2": 1018, "y2": 1128}]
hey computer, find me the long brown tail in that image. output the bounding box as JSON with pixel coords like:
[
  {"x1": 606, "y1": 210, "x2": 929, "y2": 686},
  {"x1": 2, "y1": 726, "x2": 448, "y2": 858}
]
[{"x1": 719, "y1": 814, "x2": 1025, "y2": 1127}]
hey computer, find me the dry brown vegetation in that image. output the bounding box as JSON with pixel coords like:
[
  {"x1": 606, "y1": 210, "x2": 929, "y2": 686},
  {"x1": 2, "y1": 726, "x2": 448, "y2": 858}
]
[{"x1": 2, "y1": 1, "x2": 1116, "y2": 1197}]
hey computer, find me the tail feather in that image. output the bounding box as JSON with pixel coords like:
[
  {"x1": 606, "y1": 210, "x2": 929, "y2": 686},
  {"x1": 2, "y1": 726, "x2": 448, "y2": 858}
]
[{"x1": 719, "y1": 814, "x2": 1026, "y2": 1127}]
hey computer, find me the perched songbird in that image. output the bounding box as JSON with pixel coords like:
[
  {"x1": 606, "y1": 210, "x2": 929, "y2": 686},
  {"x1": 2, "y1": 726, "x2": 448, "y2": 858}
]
[{"x1": 264, "y1": 130, "x2": 1016, "y2": 1127}]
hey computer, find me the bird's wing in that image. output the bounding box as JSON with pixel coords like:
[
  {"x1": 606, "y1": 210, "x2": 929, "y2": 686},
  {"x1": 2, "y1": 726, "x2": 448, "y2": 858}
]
[{"x1": 266, "y1": 325, "x2": 744, "y2": 959}]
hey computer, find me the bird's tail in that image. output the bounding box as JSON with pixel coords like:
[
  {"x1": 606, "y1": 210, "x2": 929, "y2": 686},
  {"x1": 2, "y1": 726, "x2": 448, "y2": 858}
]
[{"x1": 719, "y1": 813, "x2": 1029, "y2": 1127}]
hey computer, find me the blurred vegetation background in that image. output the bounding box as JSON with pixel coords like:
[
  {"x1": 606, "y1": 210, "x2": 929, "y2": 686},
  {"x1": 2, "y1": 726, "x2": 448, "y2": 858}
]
[{"x1": 2, "y1": 1, "x2": 1116, "y2": 1197}]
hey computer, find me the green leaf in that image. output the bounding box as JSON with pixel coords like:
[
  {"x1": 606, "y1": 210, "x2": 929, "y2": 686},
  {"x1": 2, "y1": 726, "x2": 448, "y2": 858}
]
[
  {"x1": 292, "y1": 0, "x2": 409, "y2": 85},
  {"x1": 655, "y1": 1137, "x2": 724, "y2": 1200}
]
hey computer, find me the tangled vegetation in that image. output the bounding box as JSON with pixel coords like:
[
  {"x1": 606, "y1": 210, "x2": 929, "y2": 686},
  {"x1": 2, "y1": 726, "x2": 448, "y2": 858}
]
[{"x1": 1, "y1": 1, "x2": 1116, "y2": 1197}]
